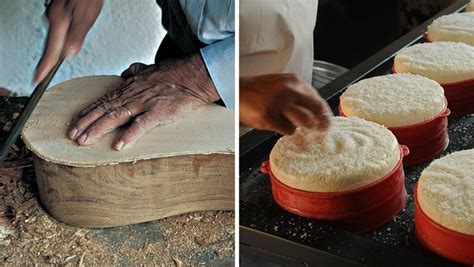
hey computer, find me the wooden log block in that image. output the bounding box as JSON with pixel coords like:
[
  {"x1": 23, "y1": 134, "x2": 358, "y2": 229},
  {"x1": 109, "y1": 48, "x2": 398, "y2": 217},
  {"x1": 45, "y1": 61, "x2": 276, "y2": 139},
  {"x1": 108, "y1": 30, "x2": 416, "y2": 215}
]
[
  {"x1": 34, "y1": 154, "x2": 233, "y2": 227},
  {"x1": 22, "y1": 76, "x2": 234, "y2": 228}
]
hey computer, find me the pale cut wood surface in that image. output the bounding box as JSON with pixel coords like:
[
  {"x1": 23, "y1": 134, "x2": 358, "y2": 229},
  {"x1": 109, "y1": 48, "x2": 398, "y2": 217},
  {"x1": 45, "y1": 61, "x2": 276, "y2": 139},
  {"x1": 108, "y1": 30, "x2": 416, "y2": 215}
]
[
  {"x1": 35, "y1": 153, "x2": 234, "y2": 228},
  {"x1": 22, "y1": 76, "x2": 234, "y2": 167}
]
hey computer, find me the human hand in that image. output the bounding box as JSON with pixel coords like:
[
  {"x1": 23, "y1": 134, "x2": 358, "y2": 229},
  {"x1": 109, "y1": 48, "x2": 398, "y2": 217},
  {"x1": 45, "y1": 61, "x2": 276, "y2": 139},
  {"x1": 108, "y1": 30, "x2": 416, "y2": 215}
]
[
  {"x1": 34, "y1": 0, "x2": 103, "y2": 83},
  {"x1": 240, "y1": 73, "x2": 332, "y2": 135},
  {"x1": 67, "y1": 54, "x2": 220, "y2": 150}
]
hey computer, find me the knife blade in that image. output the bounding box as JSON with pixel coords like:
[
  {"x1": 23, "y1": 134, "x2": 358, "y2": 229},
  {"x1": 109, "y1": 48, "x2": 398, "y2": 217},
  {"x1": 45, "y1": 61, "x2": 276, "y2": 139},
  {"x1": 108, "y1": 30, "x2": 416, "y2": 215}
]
[{"x1": 0, "y1": 58, "x2": 64, "y2": 163}]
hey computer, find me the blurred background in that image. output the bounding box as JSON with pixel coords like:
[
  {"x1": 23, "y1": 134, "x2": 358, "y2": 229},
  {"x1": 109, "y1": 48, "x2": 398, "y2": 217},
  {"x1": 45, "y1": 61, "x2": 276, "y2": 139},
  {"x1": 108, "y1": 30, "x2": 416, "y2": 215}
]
[
  {"x1": 314, "y1": 0, "x2": 455, "y2": 68},
  {"x1": 0, "y1": 0, "x2": 165, "y2": 95}
]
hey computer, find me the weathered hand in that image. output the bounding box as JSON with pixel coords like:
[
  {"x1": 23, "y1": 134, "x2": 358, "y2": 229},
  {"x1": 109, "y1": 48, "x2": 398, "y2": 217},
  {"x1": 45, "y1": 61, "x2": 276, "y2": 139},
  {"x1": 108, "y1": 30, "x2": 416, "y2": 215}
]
[
  {"x1": 34, "y1": 0, "x2": 103, "y2": 83},
  {"x1": 67, "y1": 54, "x2": 220, "y2": 150},
  {"x1": 240, "y1": 73, "x2": 332, "y2": 135}
]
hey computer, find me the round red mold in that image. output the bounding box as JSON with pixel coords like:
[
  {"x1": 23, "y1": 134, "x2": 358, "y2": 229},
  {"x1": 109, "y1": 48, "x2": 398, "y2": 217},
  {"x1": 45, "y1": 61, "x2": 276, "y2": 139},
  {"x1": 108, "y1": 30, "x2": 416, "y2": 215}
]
[
  {"x1": 414, "y1": 184, "x2": 474, "y2": 265},
  {"x1": 260, "y1": 145, "x2": 409, "y2": 234},
  {"x1": 338, "y1": 101, "x2": 450, "y2": 166},
  {"x1": 392, "y1": 65, "x2": 474, "y2": 118}
]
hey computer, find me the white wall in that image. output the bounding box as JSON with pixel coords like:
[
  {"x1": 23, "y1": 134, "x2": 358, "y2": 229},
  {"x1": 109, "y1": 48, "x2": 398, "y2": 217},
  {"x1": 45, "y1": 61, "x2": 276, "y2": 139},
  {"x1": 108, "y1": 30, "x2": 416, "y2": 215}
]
[{"x1": 0, "y1": 0, "x2": 166, "y2": 95}]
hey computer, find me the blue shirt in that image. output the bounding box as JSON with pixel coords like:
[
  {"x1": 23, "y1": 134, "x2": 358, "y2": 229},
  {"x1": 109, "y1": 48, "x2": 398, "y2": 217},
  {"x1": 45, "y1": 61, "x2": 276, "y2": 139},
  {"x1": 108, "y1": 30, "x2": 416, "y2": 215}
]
[{"x1": 178, "y1": 0, "x2": 235, "y2": 110}]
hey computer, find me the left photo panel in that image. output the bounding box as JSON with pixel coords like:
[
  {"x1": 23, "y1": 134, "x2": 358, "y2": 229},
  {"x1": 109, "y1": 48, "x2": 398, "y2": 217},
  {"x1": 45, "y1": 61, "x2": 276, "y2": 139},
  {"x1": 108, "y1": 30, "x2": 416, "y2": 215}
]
[{"x1": 0, "y1": 0, "x2": 235, "y2": 265}]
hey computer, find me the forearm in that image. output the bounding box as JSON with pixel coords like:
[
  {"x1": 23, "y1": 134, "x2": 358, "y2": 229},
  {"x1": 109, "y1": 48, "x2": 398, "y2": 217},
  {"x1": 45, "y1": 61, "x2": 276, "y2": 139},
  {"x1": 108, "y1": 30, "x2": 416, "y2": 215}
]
[{"x1": 158, "y1": 53, "x2": 221, "y2": 104}]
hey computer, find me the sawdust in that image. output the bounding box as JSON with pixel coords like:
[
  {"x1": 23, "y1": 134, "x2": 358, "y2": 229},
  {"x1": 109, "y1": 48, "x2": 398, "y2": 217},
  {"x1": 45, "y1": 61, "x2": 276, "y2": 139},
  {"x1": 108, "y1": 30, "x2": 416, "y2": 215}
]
[
  {"x1": 110, "y1": 212, "x2": 234, "y2": 265},
  {"x1": 0, "y1": 113, "x2": 235, "y2": 266},
  {"x1": 0, "y1": 144, "x2": 114, "y2": 265}
]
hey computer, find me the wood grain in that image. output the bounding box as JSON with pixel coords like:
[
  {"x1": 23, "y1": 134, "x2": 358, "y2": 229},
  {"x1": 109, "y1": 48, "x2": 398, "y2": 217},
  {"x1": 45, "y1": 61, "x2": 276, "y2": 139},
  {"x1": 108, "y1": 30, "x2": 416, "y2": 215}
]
[{"x1": 34, "y1": 153, "x2": 234, "y2": 228}]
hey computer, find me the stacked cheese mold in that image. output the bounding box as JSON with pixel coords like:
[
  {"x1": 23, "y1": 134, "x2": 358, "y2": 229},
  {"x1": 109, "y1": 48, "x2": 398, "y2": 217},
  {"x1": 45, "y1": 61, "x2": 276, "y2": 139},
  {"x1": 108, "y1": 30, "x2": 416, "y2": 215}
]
[
  {"x1": 263, "y1": 117, "x2": 409, "y2": 233},
  {"x1": 415, "y1": 149, "x2": 474, "y2": 265},
  {"x1": 339, "y1": 73, "x2": 449, "y2": 165},
  {"x1": 394, "y1": 42, "x2": 474, "y2": 117},
  {"x1": 426, "y1": 12, "x2": 474, "y2": 46}
]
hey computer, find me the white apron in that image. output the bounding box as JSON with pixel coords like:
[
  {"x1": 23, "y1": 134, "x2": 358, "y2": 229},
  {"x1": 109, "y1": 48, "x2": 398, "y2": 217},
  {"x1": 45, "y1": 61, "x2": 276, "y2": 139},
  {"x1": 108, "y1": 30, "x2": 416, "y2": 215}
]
[{"x1": 239, "y1": 0, "x2": 318, "y2": 83}]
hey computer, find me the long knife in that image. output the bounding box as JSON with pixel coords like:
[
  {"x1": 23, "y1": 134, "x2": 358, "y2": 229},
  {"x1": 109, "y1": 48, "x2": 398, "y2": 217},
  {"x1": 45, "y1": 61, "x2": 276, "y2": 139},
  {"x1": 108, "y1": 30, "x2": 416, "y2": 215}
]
[{"x1": 0, "y1": 58, "x2": 64, "y2": 163}]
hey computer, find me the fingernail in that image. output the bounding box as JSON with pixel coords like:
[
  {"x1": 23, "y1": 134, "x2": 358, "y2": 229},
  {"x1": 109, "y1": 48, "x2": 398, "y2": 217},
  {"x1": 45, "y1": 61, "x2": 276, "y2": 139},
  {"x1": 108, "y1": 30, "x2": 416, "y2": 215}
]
[
  {"x1": 77, "y1": 133, "x2": 88, "y2": 145},
  {"x1": 114, "y1": 140, "x2": 124, "y2": 151},
  {"x1": 68, "y1": 128, "x2": 78, "y2": 139}
]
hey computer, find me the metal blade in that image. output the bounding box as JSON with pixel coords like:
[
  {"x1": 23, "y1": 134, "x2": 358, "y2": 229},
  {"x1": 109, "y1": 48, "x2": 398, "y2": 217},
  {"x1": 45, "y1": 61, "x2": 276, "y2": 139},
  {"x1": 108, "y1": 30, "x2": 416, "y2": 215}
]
[{"x1": 0, "y1": 58, "x2": 64, "y2": 163}]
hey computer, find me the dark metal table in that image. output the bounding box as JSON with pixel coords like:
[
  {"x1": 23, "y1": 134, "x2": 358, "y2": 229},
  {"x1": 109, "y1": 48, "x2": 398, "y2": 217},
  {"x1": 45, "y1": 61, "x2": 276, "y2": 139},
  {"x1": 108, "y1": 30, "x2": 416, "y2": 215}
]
[{"x1": 240, "y1": 1, "x2": 473, "y2": 266}]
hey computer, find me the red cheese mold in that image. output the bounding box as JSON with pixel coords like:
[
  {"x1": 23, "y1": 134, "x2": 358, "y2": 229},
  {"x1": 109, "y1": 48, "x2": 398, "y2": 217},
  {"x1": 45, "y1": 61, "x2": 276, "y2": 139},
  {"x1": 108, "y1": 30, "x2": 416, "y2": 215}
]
[
  {"x1": 260, "y1": 145, "x2": 409, "y2": 233},
  {"x1": 414, "y1": 184, "x2": 474, "y2": 265}
]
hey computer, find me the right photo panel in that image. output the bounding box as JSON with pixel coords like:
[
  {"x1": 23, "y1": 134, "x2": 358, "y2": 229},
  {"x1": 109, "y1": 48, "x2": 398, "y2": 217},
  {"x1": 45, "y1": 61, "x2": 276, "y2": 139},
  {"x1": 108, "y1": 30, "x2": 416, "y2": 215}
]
[{"x1": 239, "y1": 0, "x2": 474, "y2": 266}]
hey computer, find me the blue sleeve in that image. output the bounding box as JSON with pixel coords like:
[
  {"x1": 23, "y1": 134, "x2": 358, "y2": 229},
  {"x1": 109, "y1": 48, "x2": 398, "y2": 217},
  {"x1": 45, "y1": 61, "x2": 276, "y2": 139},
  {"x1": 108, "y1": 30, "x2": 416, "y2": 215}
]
[
  {"x1": 200, "y1": 36, "x2": 235, "y2": 110},
  {"x1": 179, "y1": 0, "x2": 235, "y2": 44}
]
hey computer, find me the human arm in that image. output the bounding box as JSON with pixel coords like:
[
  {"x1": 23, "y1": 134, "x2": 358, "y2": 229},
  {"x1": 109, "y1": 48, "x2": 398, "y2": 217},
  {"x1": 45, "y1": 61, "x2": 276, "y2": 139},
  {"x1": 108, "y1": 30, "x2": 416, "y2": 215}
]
[
  {"x1": 240, "y1": 73, "x2": 332, "y2": 135},
  {"x1": 34, "y1": 0, "x2": 103, "y2": 83}
]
